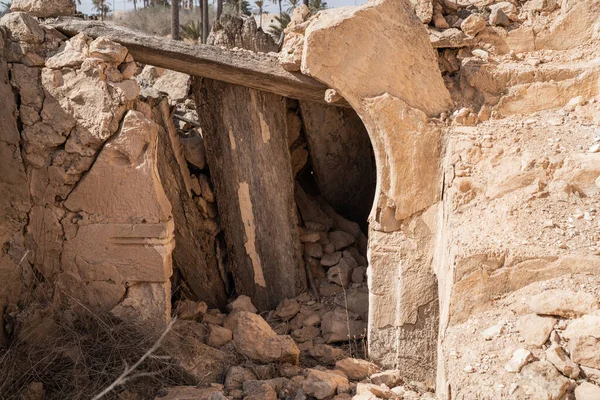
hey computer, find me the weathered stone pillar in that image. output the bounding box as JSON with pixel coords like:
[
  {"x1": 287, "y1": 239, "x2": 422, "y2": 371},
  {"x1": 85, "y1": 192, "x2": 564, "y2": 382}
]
[
  {"x1": 194, "y1": 78, "x2": 305, "y2": 311},
  {"x1": 296, "y1": 0, "x2": 453, "y2": 386}
]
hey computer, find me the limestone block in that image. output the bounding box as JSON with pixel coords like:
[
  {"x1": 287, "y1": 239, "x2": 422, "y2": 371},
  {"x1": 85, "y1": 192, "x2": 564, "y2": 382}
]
[
  {"x1": 11, "y1": 0, "x2": 76, "y2": 18},
  {"x1": 64, "y1": 111, "x2": 172, "y2": 224}
]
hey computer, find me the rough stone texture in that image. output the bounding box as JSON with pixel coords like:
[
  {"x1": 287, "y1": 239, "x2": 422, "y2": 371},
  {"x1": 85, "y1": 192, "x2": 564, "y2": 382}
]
[
  {"x1": 0, "y1": 28, "x2": 30, "y2": 346},
  {"x1": 575, "y1": 382, "x2": 600, "y2": 400},
  {"x1": 208, "y1": 14, "x2": 278, "y2": 53},
  {"x1": 61, "y1": 110, "x2": 174, "y2": 324},
  {"x1": 302, "y1": 369, "x2": 349, "y2": 399},
  {"x1": 517, "y1": 361, "x2": 570, "y2": 399},
  {"x1": 11, "y1": 0, "x2": 76, "y2": 18},
  {"x1": 300, "y1": 0, "x2": 451, "y2": 385},
  {"x1": 195, "y1": 78, "x2": 305, "y2": 310},
  {"x1": 232, "y1": 311, "x2": 300, "y2": 364},
  {"x1": 516, "y1": 314, "x2": 556, "y2": 347},
  {"x1": 335, "y1": 358, "x2": 380, "y2": 381},
  {"x1": 528, "y1": 289, "x2": 599, "y2": 318}
]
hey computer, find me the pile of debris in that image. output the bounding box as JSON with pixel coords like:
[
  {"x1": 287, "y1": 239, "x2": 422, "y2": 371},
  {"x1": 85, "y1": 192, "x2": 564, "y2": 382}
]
[{"x1": 157, "y1": 293, "x2": 436, "y2": 400}]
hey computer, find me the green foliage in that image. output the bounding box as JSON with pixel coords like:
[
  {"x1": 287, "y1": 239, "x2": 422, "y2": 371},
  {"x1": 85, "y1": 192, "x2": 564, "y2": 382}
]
[
  {"x1": 268, "y1": 11, "x2": 289, "y2": 38},
  {"x1": 309, "y1": 0, "x2": 326, "y2": 13},
  {"x1": 224, "y1": 0, "x2": 252, "y2": 16},
  {"x1": 180, "y1": 19, "x2": 202, "y2": 41}
]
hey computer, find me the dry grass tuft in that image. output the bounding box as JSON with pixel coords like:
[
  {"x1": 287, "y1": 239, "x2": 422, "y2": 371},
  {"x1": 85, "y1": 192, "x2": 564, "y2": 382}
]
[{"x1": 0, "y1": 310, "x2": 188, "y2": 400}]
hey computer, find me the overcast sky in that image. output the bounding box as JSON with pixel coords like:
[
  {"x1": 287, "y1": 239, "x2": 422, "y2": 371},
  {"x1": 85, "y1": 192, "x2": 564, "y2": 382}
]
[{"x1": 76, "y1": 0, "x2": 367, "y2": 15}]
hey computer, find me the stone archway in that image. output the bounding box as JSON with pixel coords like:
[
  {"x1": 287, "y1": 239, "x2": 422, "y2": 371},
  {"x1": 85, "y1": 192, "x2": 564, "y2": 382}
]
[{"x1": 289, "y1": 0, "x2": 453, "y2": 386}]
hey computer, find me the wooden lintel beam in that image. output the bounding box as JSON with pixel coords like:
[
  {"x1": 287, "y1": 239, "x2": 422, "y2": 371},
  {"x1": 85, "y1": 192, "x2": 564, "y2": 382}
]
[{"x1": 45, "y1": 18, "x2": 348, "y2": 106}]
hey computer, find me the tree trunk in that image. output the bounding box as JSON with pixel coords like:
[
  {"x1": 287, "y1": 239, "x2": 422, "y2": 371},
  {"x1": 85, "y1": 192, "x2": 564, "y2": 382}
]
[
  {"x1": 278, "y1": 0, "x2": 282, "y2": 16},
  {"x1": 201, "y1": 0, "x2": 209, "y2": 43},
  {"x1": 259, "y1": 9, "x2": 262, "y2": 28},
  {"x1": 194, "y1": 78, "x2": 306, "y2": 311},
  {"x1": 216, "y1": 0, "x2": 223, "y2": 19},
  {"x1": 133, "y1": 0, "x2": 137, "y2": 10},
  {"x1": 153, "y1": 99, "x2": 229, "y2": 309},
  {"x1": 172, "y1": 0, "x2": 180, "y2": 40}
]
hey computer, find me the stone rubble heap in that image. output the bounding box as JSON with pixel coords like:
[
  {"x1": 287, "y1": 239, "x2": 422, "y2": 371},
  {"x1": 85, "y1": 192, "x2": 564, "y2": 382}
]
[{"x1": 156, "y1": 294, "x2": 437, "y2": 400}]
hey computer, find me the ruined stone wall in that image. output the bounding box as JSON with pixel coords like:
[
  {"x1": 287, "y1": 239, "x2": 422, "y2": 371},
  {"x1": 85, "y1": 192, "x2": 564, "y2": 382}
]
[{"x1": 0, "y1": 12, "x2": 230, "y2": 342}]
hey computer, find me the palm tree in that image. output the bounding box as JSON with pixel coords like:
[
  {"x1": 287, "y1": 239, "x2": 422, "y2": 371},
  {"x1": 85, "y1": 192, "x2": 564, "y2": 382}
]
[
  {"x1": 285, "y1": 0, "x2": 298, "y2": 13},
  {"x1": 172, "y1": 0, "x2": 180, "y2": 40},
  {"x1": 254, "y1": 0, "x2": 264, "y2": 27},
  {"x1": 308, "y1": 0, "x2": 325, "y2": 12},
  {"x1": 92, "y1": 0, "x2": 111, "y2": 20},
  {"x1": 268, "y1": 11, "x2": 289, "y2": 37},
  {"x1": 128, "y1": 0, "x2": 138, "y2": 10},
  {"x1": 201, "y1": 0, "x2": 208, "y2": 43},
  {"x1": 181, "y1": 19, "x2": 202, "y2": 41}
]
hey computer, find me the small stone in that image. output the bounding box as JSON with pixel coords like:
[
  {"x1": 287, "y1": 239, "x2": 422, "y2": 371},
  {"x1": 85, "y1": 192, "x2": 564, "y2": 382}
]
[
  {"x1": 309, "y1": 344, "x2": 345, "y2": 365},
  {"x1": 292, "y1": 326, "x2": 320, "y2": 343},
  {"x1": 302, "y1": 313, "x2": 321, "y2": 327},
  {"x1": 243, "y1": 382, "x2": 277, "y2": 400},
  {"x1": 329, "y1": 231, "x2": 355, "y2": 250},
  {"x1": 355, "y1": 382, "x2": 394, "y2": 398},
  {"x1": 228, "y1": 295, "x2": 258, "y2": 314},
  {"x1": 321, "y1": 309, "x2": 366, "y2": 344},
  {"x1": 89, "y1": 36, "x2": 128, "y2": 65},
  {"x1": 207, "y1": 324, "x2": 233, "y2": 348},
  {"x1": 302, "y1": 369, "x2": 349, "y2": 400},
  {"x1": 335, "y1": 358, "x2": 380, "y2": 381},
  {"x1": 300, "y1": 232, "x2": 321, "y2": 243},
  {"x1": 589, "y1": 144, "x2": 600, "y2": 153},
  {"x1": 464, "y1": 365, "x2": 475, "y2": 373},
  {"x1": 324, "y1": 89, "x2": 343, "y2": 104},
  {"x1": 176, "y1": 299, "x2": 208, "y2": 320},
  {"x1": 482, "y1": 323, "x2": 504, "y2": 340},
  {"x1": 275, "y1": 298, "x2": 301, "y2": 320},
  {"x1": 489, "y1": 7, "x2": 510, "y2": 26},
  {"x1": 327, "y1": 264, "x2": 353, "y2": 287},
  {"x1": 582, "y1": 366, "x2": 600, "y2": 384},
  {"x1": 516, "y1": 314, "x2": 556, "y2": 347},
  {"x1": 460, "y1": 14, "x2": 487, "y2": 37},
  {"x1": 233, "y1": 311, "x2": 300, "y2": 364},
  {"x1": 203, "y1": 311, "x2": 225, "y2": 326},
  {"x1": 546, "y1": 344, "x2": 581, "y2": 379},
  {"x1": 321, "y1": 251, "x2": 343, "y2": 267},
  {"x1": 527, "y1": 290, "x2": 599, "y2": 318},
  {"x1": 454, "y1": 107, "x2": 478, "y2": 126},
  {"x1": 224, "y1": 366, "x2": 257, "y2": 391},
  {"x1": 575, "y1": 382, "x2": 600, "y2": 400},
  {"x1": 569, "y1": 335, "x2": 600, "y2": 370},
  {"x1": 369, "y1": 370, "x2": 403, "y2": 388},
  {"x1": 352, "y1": 266, "x2": 367, "y2": 284},
  {"x1": 505, "y1": 348, "x2": 534, "y2": 373},
  {"x1": 490, "y1": 1, "x2": 518, "y2": 20},
  {"x1": 519, "y1": 361, "x2": 571, "y2": 399},
  {"x1": 305, "y1": 242, "x2": 324, "y2": 258}
]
